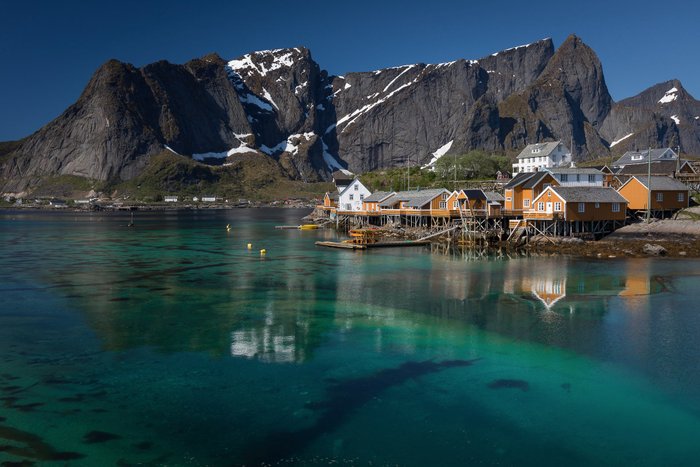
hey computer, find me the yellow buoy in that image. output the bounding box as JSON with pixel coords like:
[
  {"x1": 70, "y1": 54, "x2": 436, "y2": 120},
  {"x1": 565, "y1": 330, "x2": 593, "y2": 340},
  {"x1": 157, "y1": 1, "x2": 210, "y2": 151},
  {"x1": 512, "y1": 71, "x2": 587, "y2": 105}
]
[
  {"x1": 260, "y1": 249, "x2": 266, "y2": 256},
  {"x1": 247, "y1": 243, "x2": 252, "y2": 250}
]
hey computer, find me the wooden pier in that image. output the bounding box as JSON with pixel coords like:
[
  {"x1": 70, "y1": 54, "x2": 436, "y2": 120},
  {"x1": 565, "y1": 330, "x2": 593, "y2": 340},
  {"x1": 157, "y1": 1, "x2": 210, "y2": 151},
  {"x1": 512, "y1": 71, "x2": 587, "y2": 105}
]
[{"x1": 315, "y1": 240, "x2": 430, "y2": 250}]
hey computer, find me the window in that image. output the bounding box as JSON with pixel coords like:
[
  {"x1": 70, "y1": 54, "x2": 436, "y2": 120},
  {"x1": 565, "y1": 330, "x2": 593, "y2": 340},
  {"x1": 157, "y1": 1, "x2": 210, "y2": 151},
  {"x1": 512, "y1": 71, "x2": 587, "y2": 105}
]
[
  {"x1": 506, "y1": 196, "x2": 512, "y2": 202},
  {"x1": 453, "y1": 200, "x2": 459, "y2": 209},
  {"x1": 360, "y1": 194, "x2": 364, "y2": 201},
  {"x1": 656, "y1": 192, "x2": 663, "y2": 202},
  {"x1": 442, "y1": 193, "x2": 449, "y2": 200},
  {"x1": 632, "y1": 155, "x2": 643, "y2": 161},
  {"x1": 595, "y1": 202, "x2": 600, "y2": 208},
  {"x1": 524, "y1": 199, "x2": 530, "y2": 208},
  {"x1": 588, "y1": 174, "x2": 596, "y2": 183},
  {"x1": 354, "y1": 184, "x2": 358, "y2": 191},
  {"x1": 533, "y1": 148, "x2": 541, "y2": 154},
  {"x1": 538, "y1": 202, "x2": 544, "y2": 211},
  {"x1": 612, "y1": 203, "x2": 620, "y2": 212},
  {"x1": 678, "y1": 192, "x2": 685, "y2": 202},
  {"x1": 439, "y1": 201, "x2": 447, "y2": 209},
  {"x1": 554, "y1": 202, "x2": 562, "y2": 211},
  {"x1": 578, "y1": 203, "x2": 585, "y2": 213},
  {"x1": 560, "y1": 174, "x2": 568, "y2": 182},
  {"x1": 349, "y1": 194, "x2": 354, "y2": 201}
]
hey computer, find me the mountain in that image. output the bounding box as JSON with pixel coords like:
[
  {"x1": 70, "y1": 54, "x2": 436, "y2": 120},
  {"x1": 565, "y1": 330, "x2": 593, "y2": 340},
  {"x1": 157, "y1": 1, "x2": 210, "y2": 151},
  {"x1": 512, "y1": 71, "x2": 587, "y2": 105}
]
[
  {"x1": 2, "y1": 35, "x2": 700, "y2": 195},
  {"x1": 599, "y1": 79, "x2": 700, "y2": 154}
]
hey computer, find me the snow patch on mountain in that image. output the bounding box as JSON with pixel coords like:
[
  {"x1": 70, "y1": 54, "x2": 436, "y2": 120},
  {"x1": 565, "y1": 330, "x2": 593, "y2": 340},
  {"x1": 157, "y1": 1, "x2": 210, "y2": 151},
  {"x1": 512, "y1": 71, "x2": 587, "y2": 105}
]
[
  {"x1": 423, "y1": 140, "x2": 454, "y2": 167},
  {"x1": 671, "y1": 115, "x2": 680, "y2": 124},
  {"x1": 383, "y1": 65, "x2": 415, "y2": 93},
  {"x1": 337, "y1": 79, "x2": 418, "y2": 132},
  {"x1": 322, "y1": 140, "x2": 344, "y2": 170},
  {"x1": 610, "y1": 132, "x2": 634, "y2": 147},
  {"x1": 239, "y1": 93, "x2": 273, "y2": 112},
  {"x1": 658, "y1": 87, "x2": 679, "y2": 104},
  {"x1": 227, "y1": 48, "x2": 299, "y2": 78},
  {"x1": 262, "y1": 88, "x2": 278, "y2": 110}
]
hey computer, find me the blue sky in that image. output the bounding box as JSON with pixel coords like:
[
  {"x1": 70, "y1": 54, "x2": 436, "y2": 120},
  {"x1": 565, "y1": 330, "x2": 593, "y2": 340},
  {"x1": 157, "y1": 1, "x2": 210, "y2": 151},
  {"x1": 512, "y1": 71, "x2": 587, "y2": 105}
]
[{"x1": 2, "y1": 0, "x2": 699, "y2": 141}]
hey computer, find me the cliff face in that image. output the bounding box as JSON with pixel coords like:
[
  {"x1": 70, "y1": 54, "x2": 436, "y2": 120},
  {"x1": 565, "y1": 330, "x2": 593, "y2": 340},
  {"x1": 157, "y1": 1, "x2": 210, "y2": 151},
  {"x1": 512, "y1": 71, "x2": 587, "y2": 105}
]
[
  {"x1": 599, "y1": 79, "x2": 700, "y2": 154},
  {"x1": 3, "y1": 35, "x2": 699, "y2": 194}
]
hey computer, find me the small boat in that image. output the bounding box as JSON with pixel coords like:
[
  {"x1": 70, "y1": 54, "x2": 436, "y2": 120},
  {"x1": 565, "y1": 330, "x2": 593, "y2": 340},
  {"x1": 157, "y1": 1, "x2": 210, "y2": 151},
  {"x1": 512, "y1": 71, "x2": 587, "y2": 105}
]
[{"x1": 299, "y1": 224, "x2": 319, "y2": 230}]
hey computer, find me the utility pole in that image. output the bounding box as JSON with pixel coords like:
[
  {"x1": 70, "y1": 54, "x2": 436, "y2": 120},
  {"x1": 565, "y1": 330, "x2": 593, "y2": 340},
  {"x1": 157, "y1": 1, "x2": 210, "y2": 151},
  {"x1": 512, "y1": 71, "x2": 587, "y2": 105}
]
[
  {"x1": 646, "y1": 147, "x2": 652, "y2": 223},
  {"x1": 407, "y1": 155, "x2": 410, "y2": 191}
]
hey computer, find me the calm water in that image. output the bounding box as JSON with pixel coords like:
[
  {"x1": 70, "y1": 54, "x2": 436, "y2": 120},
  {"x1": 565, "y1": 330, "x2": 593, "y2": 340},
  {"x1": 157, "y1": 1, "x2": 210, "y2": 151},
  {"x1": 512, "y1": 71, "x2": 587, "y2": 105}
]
[{"x1": 1, "y1": 208, "x2": 700, "y2": 466}]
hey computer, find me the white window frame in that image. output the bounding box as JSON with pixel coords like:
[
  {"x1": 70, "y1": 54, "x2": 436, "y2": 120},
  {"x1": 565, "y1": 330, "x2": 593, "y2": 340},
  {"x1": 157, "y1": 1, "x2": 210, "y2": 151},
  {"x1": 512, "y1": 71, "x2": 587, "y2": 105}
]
[
  {"x1": 578, "y1": 203, "x2": 585, "y2": 213},
  {"x1": 538, "y1": 202, "x2": 544, "y2": 211},
  {"x1": 524, "y1": 199, "x2": 530, "y2": 208},
  {"x1": 439, "y1": 201, "x2": 447, "y2": 209},
  {"x1": 594, "y1": 202, "x2": 600, "y2": 208},
  {"x1": 349, "y1": 194, "x2": 354, "y2": 201},
  {"x1": 678, "y1": 192, "x2": 685, "y2": 202},
  {"x1": 554, "y1": 202, "x2": 562, "y2": 211},
  {"x1": 453, "y1": 200, "x2": 459, "y2": 209},
  {"x1": 612, "y1": 203, "x2": 620, "y2": 212},
  {"x1": 656, "y1": 192, "x2": 663, "y2": 202}
]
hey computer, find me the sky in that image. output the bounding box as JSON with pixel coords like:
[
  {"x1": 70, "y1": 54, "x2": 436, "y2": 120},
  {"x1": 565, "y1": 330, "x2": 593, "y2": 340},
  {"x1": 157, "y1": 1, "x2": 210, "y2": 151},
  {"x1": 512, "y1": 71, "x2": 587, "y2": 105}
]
[{"x1": 2, "y1": 0, "x2": 700, "y2": 141}]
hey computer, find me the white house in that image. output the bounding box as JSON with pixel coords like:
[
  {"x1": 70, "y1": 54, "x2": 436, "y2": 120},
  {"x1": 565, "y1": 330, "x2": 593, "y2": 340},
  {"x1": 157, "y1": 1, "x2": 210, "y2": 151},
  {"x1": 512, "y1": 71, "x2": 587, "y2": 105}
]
[
  {"x1": 164, "y1": 196, "x2": 178, "y2": 203},
  {"x1": 512, "y1": 141, "x2": 571, "y2": 174},
  {"x1": 338, "y1": 178, "x2": 371, "y2": 211},
  {"x1": 546, "y1": 168, "x2": 605, "y2": 187}
]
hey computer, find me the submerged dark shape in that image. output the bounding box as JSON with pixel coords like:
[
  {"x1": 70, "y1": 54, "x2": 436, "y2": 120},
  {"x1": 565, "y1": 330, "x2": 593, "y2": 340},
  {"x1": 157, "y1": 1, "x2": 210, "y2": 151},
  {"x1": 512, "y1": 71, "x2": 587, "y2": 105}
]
[
  {"x1": 82, "y1": 430, "x2": 122, "y2": 444},
  {"x1": 488, "y1": 379, "x2": 530, "y2": 391},
  {"x1": 561, "y1": 383, "x2": 572, "y2": 393},
  {"x1": 241, "y1": 358, "x2": 478, "y2": 465},
  {"x1": 0, "y1": 424, "x2": 84, "y2": 461}
]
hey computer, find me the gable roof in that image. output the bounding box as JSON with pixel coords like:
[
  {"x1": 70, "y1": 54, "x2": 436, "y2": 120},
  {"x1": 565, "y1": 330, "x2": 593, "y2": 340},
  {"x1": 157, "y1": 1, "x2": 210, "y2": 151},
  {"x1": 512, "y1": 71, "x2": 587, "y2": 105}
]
[
  {"x1": 379, "y1": 188, "x2": 449, "y2": 208},
  {"x1": 522, "y1": 171, "x2": 555, "y2": 189},
  {"x1": 504, "y1": 172, "x2": 535, "y2": 189},
  {"x1": 338, "y1": 178, "x2": 369, "y2": 197},
  {"x1": 325, "y1": 191, "x2": 339, "y2": 201},
  {"x1": 547, "y1": 186, "x2": 628, "y2": 204},
  {"x1": 332, "y1": 170, "x2": 354, "y2": 181},
  {"x1": 612, "y1": 148, "x2": 677, "y2": 167},
  {"x1": 616, "y1": 160, "x2": 690, "y2": 176},
  {"x1": 462, "y1": 189, "x2": 487, "y2": 200},
  {"x1": 363, "y1": 191, "x2": 394, "y2": 202},
  {"x1": 625, "y1": 175, "x2": 689, "y2": 191},
  {"x1": 516, "y1": 141, "x2": 568, "y2": 159},
  {"x1": 483, "y1": 191, "x2": 505, "y2": 202}
]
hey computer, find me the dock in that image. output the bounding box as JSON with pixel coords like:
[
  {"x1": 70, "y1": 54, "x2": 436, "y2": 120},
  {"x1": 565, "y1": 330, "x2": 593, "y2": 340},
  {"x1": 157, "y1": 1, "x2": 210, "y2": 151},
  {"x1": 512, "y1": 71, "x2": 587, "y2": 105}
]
[{"x1": 315, "y1": 240, "x2": 430, "y2": 250}]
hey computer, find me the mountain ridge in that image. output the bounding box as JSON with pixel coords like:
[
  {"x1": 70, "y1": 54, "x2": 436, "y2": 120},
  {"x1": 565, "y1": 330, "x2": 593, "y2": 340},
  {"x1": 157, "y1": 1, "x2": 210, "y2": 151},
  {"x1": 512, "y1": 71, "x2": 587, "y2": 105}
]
[{"x1": 3, "y1": 35, "x2": 700, "y2": 195}]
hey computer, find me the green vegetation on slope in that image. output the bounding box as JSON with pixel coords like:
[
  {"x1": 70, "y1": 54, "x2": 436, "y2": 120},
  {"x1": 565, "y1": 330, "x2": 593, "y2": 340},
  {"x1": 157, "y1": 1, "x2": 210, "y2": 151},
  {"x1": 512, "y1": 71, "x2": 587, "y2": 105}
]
[{"x1": 360, "y1": 150, "x2": 512, "y2": 192}]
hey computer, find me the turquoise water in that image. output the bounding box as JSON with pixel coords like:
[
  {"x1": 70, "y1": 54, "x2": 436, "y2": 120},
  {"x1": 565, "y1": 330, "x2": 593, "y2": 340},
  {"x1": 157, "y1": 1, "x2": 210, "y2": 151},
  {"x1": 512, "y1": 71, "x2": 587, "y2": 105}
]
[{"x1": 1, "y1": 208, "x2": 700, "y2": 466}]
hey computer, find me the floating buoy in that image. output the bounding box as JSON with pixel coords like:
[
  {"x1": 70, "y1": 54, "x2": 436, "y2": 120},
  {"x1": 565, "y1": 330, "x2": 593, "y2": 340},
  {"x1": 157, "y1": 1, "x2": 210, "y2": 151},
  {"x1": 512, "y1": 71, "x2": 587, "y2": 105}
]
[
  {"x1": 260, "y1": 249, "x2": 266, "y2": 256},
  {"x1": 247, "y1": 243, "x2": 252, "y2": 250}
]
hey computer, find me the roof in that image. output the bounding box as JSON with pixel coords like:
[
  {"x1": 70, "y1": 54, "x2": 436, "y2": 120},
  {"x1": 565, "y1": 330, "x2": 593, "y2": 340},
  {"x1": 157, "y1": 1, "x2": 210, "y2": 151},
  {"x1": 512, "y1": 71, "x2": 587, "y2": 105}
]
[
  {"x1": 326, "y1": 191, "x2": 339, "y2": 201},
  {"x1": 547, "y1": 167, "x2": 603, "y2": 175},
  {"x1": 503, "y1": 172, "x2": 535, "y2": 189},
  {"x1": 364, "y1": 191, "x2": 394, "y2": 202},
  {"x1": 332, "y1": 170, "x2": 354, "y2": 181},
  {"x1": 483, "y1": 191, "x2": 505, "y2": 202},
  {"x1": 379, "y1": 188, "x2": 449, "y2": 208},
  {"x1": 549, "y1": 187, "x2": 628, "y2": 203},
  {"x1": 612, "y1": 148, "x2": 677, "y2": 167},
  {"x1": 629, "y1": 175, "x2": 689, "y2": 191},
  {"x1": 522, "y1": 171, "x2": 554, "y2": 189},
  {"x1": 516, "y1": 141, "x2": 568, "y2": 159},
  {"x1": 462, "y1": 189, "x2": 486, "y2": 201},
  {"x1": 616, "y1": 160, "x2": 689, "y2": 176}
]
